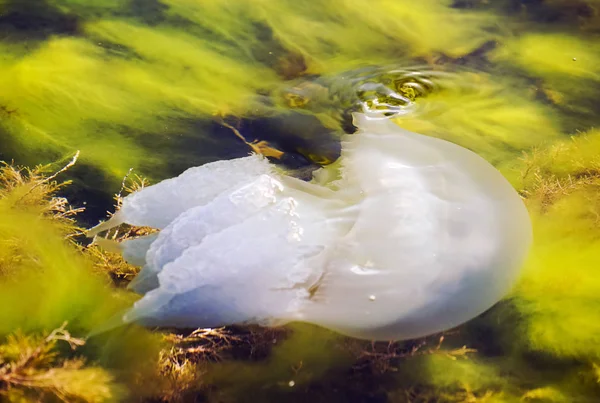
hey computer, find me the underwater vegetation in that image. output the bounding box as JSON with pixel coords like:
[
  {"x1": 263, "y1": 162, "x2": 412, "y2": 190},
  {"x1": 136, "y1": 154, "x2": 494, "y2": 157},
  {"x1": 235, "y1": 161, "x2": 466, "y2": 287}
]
[
  {"x1": 511, "y1": 129, "x2": 600, "y2": 359},
  {"x1": 0, "y1": 161, "x2": 170, "y2": 402},
  {"x1": 454, "y1": 0, "x2": 600, "y2": 32},
  {"x1": 489, "y1": 32, "x2": 600, "y2": 131},
  {"x1": 0, "y1": 0, "x2": 599, "y2": 402},
  {"x1": 0, "y1": 0, "x2": 596, "y2": 216},
  {"x1": 391, "y1": 71, "x2": 562, "y2": 166},
  {"x1": 0, "y1": 0, "x2": 497, "y2": 186}
]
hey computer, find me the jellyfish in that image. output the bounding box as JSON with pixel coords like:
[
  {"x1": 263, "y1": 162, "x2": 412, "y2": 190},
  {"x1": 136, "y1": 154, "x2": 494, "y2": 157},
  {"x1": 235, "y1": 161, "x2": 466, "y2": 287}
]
[{"x1": 88, "y1": 112, "x2": 532, "y2": 341}]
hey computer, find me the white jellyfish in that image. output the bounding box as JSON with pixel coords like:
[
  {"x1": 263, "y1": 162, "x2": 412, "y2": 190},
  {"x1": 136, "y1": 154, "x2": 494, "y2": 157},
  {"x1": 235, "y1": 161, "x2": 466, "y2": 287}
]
[{"x1": 88, "y1": 112, "x2": 532, "y2": 341}]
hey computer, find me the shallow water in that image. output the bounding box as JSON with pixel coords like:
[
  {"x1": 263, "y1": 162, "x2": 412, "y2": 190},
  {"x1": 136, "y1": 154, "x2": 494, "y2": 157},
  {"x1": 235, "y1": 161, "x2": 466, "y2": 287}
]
[{"x1": 0, "y1": 1, "x2": 599, "y2": 402}]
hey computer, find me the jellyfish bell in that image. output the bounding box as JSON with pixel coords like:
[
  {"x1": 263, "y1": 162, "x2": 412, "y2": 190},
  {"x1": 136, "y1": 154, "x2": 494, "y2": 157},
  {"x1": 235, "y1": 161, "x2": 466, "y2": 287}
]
[
  {"x1": 88, "y1": 112, "x2": 532, "y2": 341},
  {"x1": 291, "y1": 113, "x2": 532, "y2": 340}
]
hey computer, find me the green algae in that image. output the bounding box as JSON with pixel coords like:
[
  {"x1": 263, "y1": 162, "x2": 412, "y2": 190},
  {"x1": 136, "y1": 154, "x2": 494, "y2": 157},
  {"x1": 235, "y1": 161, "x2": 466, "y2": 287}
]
[
  {"x1": 509, "y1": 129, "x2": 600, "y2": 361},
  {"x1": 0, "y1": 164, "x2": 167, "y2": 402},
  {"x1": 393, "y1": 72, "x2": 562, "y2": 165},
  {"x1": 161, "y1": 0, "x2": 497, "y2": 73},
  {"x1": 203, "y1": 324, "x2": 353, "y2": 402},
  {"x1": 0, "y1": 0, "x2": 501, "y2": 190},
  {"x1": 0, "y1": 0, "x2": 599, "y2": 402}
]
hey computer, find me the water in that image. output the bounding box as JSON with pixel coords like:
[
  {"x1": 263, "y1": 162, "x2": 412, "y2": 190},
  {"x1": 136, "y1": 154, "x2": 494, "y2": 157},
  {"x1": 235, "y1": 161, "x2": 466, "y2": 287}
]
[{"x1": 0, "y1": 1, "x2": 599, "y2": 402}]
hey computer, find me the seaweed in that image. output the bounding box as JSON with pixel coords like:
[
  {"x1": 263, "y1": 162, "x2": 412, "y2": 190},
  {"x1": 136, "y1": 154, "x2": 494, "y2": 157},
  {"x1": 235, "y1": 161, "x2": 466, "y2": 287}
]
[
  {"x1": 0, "y1": 158, "x2": 171, "y2": 402},
  {"x1": 0, "y1": 323, "x2": 122, "y2": 403},
  {"x1": 0, "y1": 0, "x2": 599, "y2": 401}
]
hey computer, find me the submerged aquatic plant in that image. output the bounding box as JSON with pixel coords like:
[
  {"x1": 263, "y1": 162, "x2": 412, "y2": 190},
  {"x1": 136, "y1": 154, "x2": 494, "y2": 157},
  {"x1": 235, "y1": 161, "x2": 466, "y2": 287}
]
[
  {"x1": 392, "y1": 71, "x2": 562, "y2": 165},
  {"x1": 0, "y1": 158, "x2": 177, "y2": 402},
  {"x1": 161, "y1": 0, "x2": 498, "y2": 73},
  {"x1": 0, "y1": 323, "x2": 119, "y2": 403},
  {"x1": 0, "y1": 0, "x2": 505, "y2": 196},
  {"x1": 0, "y1": 0, "x2": 599, "y2": 401},
  {"x1": 510, "y1": 128, "x2": 600, "y2": 360},
  {"x1": 490, "y1": 32, "x2": 600, "y2": 130}
]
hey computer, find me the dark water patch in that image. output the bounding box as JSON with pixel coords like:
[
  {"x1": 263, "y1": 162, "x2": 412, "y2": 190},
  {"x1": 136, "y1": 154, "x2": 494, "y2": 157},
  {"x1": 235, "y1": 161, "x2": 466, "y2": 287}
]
[
  {"x1": 452, "y1": 0, "x2": 541, "y2": 13},
  {"x1": 0, "y1": 126, "x2": 20, "y2": 163},
  {"x1": 236, "y1": 111, "x2": 342, "y2": 165},
  {"x1": 90, "y1": 38, "x2": 144, "y2": 61},
  {"x1": 518, "y1": 0, "x2": 597, "y2": 25},
  {"x1": 77, "y1": 117, "x2": 253, "y2": 186},
  {"x1": 154, "y1": 118, "x2": 260, "y2": 177},
  {"x1": 460, "y1": 301, "x2": 522, "y2": 357},
  {"x1": 431, "y1": 40, "x2": 499, "y2": 70},
  {"x1": 127, "y1": 0, "x2": 168, "y2": 25},
  {"x1": 124, "y1": 112, "x2": 338, "y2": 184},
  {"x1": 451, "y1": 0, "x2": 481, "y2": 8},
  {"x1": 0, "y1": 0, "x2": 80, "y2": 41},
  {"x1": 202, "y1": 364, "x2": 393, "y2": 403},
  {"x1": 521, "y1": 349, "x2": 586, "y2": 379},
  {"x1": 0, "y1": 124, "x2": 116, "y2": 227},
  {"x1": 59, "y1": 163, "x2": 119, "y2": 228},
  {"x1": 453, "y1": 0, "x2": 599, "y2": 29},
  {"x1": 249, "y1": 383, "x2": 388, "y2": 403},
  {"x1": 169, "y1": 115, "x2": 327, "y2": 181},
  {"x1": 559, "y1": 80, "x2": 600, "y2": 133},
  {"x1": 58, "y1": 112, "x2": 335, "y2": 227},
  {"x1": 250, "y1": 22, "x2": 308, "y2": 80},
  {"x1": 340, "y1": 109, "x2": 359, "y2": 134}
]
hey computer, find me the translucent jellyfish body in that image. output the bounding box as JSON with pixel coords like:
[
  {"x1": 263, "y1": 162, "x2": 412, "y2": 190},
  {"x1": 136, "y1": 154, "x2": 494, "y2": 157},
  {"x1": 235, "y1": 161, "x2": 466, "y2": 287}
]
[{"x1": 89, "y1": 113, "x2": 532, "y2": 341}]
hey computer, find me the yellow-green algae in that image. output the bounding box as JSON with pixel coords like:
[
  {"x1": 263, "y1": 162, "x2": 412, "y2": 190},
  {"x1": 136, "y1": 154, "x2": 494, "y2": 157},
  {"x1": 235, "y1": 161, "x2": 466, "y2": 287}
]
[
  {"x1": 161, "y1": 0, "x2": 496, "y2": 73},
  {"x1": 0, "y1": 164, "x2": 167, "y2": 401},
  {"x1": 0, "y1": 38, "x2": 161, "y2": 177},
  {"x1": 202, "y1": 324, "x2": 353, "y2": 400},
  {"x1": 511, "y1": 129, "x2": 600, "y2": 360},
  {"x1": 0, "y1": 32, "x2": 277, "y2": 177},
  {"x1": 0, "y1": 0, "x2": 501, "y2": 188},
  {"x1": 1, "y1": 0, "x2": 600, "y2": 402},
  {"x1": 490, "y1": 32, "x2": 600, "y2": 130},
  {"x1": 83, "y1": 19, "x2": 280, "y2": 116},
  {"x1": 492, "y1": 33, "x2": 600, "y2": 80},
  {"x1": 393, "y1": 72, "x2": 562, "y2": 165}
]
